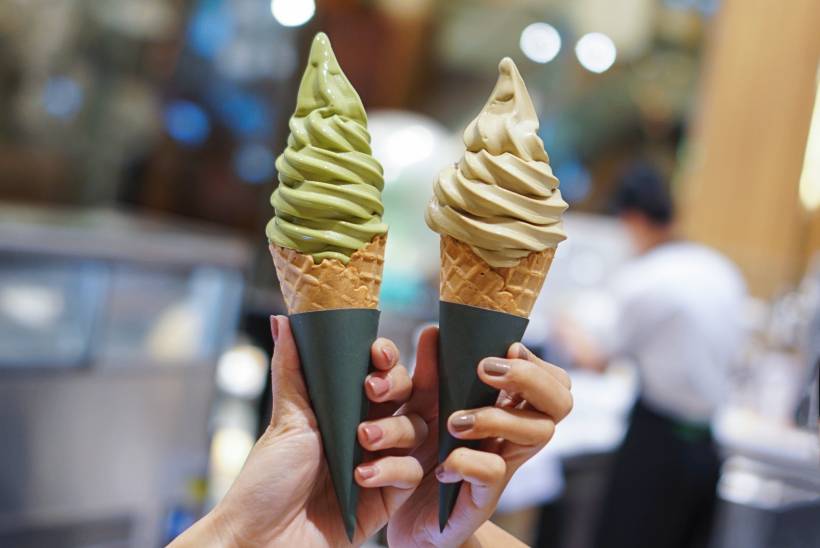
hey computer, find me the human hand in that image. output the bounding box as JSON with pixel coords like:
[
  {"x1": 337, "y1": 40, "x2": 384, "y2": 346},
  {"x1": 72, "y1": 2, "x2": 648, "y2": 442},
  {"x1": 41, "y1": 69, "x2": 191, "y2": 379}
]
[
  {"x1": 171, "y1": 315, "x2": 425, "y2": 547},
  {"x1": 386, "y1": 326, "x2": 573, "y2": 548}
]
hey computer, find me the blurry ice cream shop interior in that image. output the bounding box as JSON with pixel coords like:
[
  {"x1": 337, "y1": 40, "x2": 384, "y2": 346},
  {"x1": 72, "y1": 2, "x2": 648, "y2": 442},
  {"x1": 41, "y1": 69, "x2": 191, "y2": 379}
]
[{"x1": 1, "y1": 1, "x2": 820, "y2": 547}]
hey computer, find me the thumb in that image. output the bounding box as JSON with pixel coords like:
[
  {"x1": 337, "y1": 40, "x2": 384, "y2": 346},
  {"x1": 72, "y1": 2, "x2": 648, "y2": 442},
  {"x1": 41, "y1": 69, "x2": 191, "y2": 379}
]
[{"x1": 269, "y1": 315, "x2": 314, "y2": 430}]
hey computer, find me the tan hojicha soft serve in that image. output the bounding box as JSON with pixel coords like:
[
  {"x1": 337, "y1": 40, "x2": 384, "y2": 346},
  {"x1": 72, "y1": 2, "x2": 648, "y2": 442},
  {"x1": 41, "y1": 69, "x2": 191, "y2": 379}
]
[{"x1": 425, "y1": 57, "x2": 567, "y2": 268}]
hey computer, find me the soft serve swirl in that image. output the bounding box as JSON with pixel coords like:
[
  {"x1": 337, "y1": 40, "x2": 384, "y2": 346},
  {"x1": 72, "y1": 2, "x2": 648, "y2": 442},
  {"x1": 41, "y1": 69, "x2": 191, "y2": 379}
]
[
  {"x1": 266, "y1": 32, "x2": 386, "y2": 264},
  {"x1": 425, "y1": 57, "x2": 566, "y2": 267}
]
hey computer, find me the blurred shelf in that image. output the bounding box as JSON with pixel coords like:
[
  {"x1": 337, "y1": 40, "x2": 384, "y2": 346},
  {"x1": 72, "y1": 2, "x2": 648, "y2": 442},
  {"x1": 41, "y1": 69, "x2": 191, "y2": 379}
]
[{"x1": 0, "y1": 204, "x2": 252, "y2": 269}]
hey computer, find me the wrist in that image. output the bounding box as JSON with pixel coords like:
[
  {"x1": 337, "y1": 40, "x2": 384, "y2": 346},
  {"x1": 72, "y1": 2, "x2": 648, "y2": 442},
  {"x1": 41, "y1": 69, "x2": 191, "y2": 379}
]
[
  {"x1": 168, "y1": 505, "x2": 237, "y2": 548},
  {"x1": 205, "y1": 505, "x2": 240, "y2": 548}
]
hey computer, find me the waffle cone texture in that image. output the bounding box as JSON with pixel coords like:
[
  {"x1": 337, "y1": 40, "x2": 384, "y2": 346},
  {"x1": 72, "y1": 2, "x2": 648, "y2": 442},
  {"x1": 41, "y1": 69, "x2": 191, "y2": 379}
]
[
  {"x1": 270, "y1": 234, "x2": 386, "y2": 314},
  {"x1": 439, "y1": 235, "x2": 554, "y2": 318}
]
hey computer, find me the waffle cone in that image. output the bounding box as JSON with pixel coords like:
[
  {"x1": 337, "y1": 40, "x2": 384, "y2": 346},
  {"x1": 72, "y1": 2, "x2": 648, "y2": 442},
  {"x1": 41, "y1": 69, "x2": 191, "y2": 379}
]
[
  {"x1": 439, "y1": 235, "x2": 554, "y2": 318},
  {"x1": 270, "y1": 234, "x2": 386, "y2": 313}
]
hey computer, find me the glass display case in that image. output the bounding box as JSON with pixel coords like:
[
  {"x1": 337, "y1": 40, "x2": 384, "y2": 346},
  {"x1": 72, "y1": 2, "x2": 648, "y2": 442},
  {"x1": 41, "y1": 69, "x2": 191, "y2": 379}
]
[{"x1": 0, "y1": 206, "x2": 251, "y2": 547}]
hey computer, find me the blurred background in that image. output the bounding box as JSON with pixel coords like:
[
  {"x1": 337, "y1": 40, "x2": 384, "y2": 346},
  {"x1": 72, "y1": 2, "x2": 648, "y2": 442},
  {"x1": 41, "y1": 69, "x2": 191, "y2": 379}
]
[{"x1": 0, "y1": 0, "x2": 819, "y2": 547}]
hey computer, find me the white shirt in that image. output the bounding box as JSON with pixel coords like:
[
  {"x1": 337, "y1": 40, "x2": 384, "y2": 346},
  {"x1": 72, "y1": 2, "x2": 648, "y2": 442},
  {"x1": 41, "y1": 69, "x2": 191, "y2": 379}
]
[{"x1": 603, "y1": 241, "x2": 747, "y2": 424}]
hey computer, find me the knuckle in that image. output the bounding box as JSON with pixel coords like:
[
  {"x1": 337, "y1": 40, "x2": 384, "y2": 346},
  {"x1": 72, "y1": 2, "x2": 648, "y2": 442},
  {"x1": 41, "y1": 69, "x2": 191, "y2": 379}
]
[
  {"x1": 556, "y1": 368, "x2": 572, "y2": 388},
  {"x1": 449, "y1": 447, "x2": 472, "y2": 468},
  {"x1": 504, "y1": 360, "x2": 526, "y2": 384},
  {"x1": 470, "y1": 408, "x2": 493, "y2": 435},
  {"x1": 395, "y1": 418, "x2": 414, "y2": 445},
  {"x1": 411, "y1": 414, "x2": 429, "y2": 443},
  {"x1": 507, "y1": 359, "x2": 535, "y2": 389},
  {"x1": 395, "y1": 370, "x2": 413, "y2": 394},
  {"x1": 559, "y1": 390, "x2": 574, "y2": 418},
  {"x1": 408, "y1": 458, "x2": 424, "y2": 483},
  {"x1": 486, "y1": 454, "x2": 507, "y2": 480},
  {"x1": 565, "y1": 390, "x2": 574, "y2": 413},
  {"x1": 538, "y1": 420, "x2": 556, "y2": 444}
]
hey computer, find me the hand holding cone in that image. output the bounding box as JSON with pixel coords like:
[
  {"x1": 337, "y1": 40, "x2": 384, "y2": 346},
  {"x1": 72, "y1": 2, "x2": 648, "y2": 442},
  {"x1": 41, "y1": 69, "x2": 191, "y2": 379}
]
[
  {"x1": 426, "y1": 57, "x2": 567, "y2": 528},
  {"x1": 266, "y1": 33, "x2": 567, "y2": 535},
  {"x1": 267, "y1": 32, "x2": 386, "y2": 540}
]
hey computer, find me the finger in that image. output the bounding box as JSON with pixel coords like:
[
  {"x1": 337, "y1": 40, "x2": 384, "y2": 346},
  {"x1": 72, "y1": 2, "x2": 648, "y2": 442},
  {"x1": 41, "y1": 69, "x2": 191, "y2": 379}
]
[
  {"x1": 447, "y1": 407, "x2": 555, "y2": 446},
  {"x1": 371, "y1": 337, "x2": 400, "y2": 371},
  {"x1": 478, "y1": 357, "x2": 573, "y2": 421},
  {"x1": 508, "y1": 343, "x2": 572, "y2": 389},
  {"x1": 269, "y1": 316, "x2": 313, "y2": 428},
  {"x1": 436, "y1": 448, "x2": 506, "y2": 508},
  {"x1": 355, "y1": 456, "x2": 423, "y2": 490},
  {"x1": 358, "y1": 413, "x2": 428, "y2": 451},
  {"x1": 365, "y1": 365, "x2": 412, "y2": 404},
  {"x1": 406, "y1": 325, "x2": 439, "y2": 421}
]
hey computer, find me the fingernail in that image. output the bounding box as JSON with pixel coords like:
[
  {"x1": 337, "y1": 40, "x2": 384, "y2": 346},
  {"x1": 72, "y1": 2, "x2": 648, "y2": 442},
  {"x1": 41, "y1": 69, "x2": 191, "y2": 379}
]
[
  {"x1": 434, "y1": 465, "x2": 444, "y2": 480},
  {"x1": 513, "y1": 343, "x2": 528, "y2": 359},
  {"x1": 367, "y1": 376, "x2": 390, "y2": 396},
  {"x1": 362, "y1": 423, "x2": 383, "y2": 443},
  {"x1": 270, "y1": 316, "x2": 279, "y2": 343},
  {"x1": 482, "y1": 359, "x2": 510, "y2": 376},
  {"x1": 357, "y1": 465, "x2": 377, "y2": 480},
  {"x1": 381, "y1": 345, "x2": 395, "y2": 365},
  {"x1": 451, "y1": 413, "x2": 475, "y2": 432}
]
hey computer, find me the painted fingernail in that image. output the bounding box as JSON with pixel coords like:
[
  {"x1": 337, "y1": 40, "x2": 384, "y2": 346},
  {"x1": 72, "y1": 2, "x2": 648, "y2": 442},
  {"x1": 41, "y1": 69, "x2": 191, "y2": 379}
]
[
  {"x1": 367, "y1": 376, "x2": 390, "y2": 396},
  {"x1": 482, "y1": 359, "x2": 510, "y2": 376},
  {"x1": 451, "y1": 413, "x2": 475, "y2": 432},
  {"x1": 270, "y1": 316, "x2": 280, "y2": 343},
  {"x1": 357, "y1": 465, "x2": 377, "y2": 480},
  {"x1": 434, "y1": 465, "x2": 445, "y2": 480},
  {"x1": 381, "y1": 344, "x2": 395, "y2": 365},
  {"x1": 362, "y1": 423, "x2": 383, "y2": 443}
]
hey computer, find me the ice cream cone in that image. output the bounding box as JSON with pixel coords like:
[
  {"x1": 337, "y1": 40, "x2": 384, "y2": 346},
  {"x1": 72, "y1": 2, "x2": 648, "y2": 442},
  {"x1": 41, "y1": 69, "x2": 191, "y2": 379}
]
[
  {"x1": 265, "y1": 31, "x2": 388, "y2": 541},
  {"x1": 439, "y1": 235, "x2": 554, "y2": 319},
  {"x1": 270, "y1": 234, "x2": 386, "y2": 314},
  {"x1": 426, "y1": 57, "x2": 567, "y2": 530},
  {"x1": 269, "y1": 235, "x2": 385, "y2": 541}
]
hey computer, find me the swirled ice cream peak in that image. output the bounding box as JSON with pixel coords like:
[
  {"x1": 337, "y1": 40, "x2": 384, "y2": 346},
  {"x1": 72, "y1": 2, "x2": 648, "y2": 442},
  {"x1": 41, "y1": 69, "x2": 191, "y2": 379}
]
[
  {"x1": 426, "y1": 57, "x2": 566, "y2": 267},
  {"x1": 266, "y1": 32, "x2": 386, "y2": 265}
]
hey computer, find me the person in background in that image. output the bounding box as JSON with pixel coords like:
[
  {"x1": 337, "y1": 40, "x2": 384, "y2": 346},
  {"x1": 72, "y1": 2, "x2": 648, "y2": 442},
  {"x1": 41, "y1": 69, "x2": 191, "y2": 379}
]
[{"x1": 558, "y1": 164, "x2": 747, "y2": 548}]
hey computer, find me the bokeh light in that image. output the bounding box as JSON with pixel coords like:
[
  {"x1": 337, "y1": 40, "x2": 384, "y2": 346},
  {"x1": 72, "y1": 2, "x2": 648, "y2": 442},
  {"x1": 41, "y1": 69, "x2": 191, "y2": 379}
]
[
  {"x1": 554, "y1": 159, "x2": 592, "y2": 203},
  {"x1": 164, "y1": 100, "x2": 211, "y2": 146},
  {"x1": 520, "y1": 22, "x2": 562, "y2": 64},
  {"x1": 575, "y1": 32, "x2": 617, "y2": 73},
  {"x1": 270, "y1": 0, "x2": 315, "y2": 27},
  {"x1": 233, "y1": 143, "x2": 275, "y2": 183},
  {"x1": 209, "y1": 86, "x2": 271, "y2": 137},
  {"x1": 216, "y1": 345, "x2": 268, "y2": 399},
  {"x1": 41, "y1": 76, "x2": 84, "y2": 120},
  {"x1": 187, "y1": 0, "x2": 234, "y2": 59}
]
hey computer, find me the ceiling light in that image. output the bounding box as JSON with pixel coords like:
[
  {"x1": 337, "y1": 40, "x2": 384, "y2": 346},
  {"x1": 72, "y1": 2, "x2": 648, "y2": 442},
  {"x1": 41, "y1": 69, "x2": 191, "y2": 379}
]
[
  {"x1": 271, "y1": 0, "x2": 315, "y2": 27},
  {"x1": 575, "y1": 32, "x2": 617, "y2": 74},
  {"x1": 520, "y1": 23, "x2": 562, "y2": 64}
]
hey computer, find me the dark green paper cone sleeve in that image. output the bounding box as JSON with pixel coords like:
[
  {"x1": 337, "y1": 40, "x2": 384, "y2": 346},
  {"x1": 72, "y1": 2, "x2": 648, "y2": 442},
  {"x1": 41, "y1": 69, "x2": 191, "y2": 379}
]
[
  {"x1": 289, "y1": 308, "x2": 380, "y2": 541},
  {"x1": 437, "y1": 301, "x2": 529, "y2": 530}
]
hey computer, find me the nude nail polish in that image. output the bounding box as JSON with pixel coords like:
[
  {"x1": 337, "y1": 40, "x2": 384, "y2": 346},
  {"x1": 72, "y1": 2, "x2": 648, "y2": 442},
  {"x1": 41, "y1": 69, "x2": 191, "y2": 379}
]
[
  {"x1": 482, "y1": 359, "x2": 510, "y2": 376},
  {"x1": 451, "y1": 414, "x2": 475, "y2": 432},
  {"x1": 358, "y1": 465, "x2": 377, "y2": 480},
  {"x1": 270, "y1": 316, "x2": 279, "y2": 342},
  {"x1": 367, "y1": 376, "x2": 390, "y2": 396},
  {"x1": 381, "y1": 345, "x2": 395, "y2": 365},
  {"x1": 362, "y1": 424, "x2": 383, "y2": 443}
]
